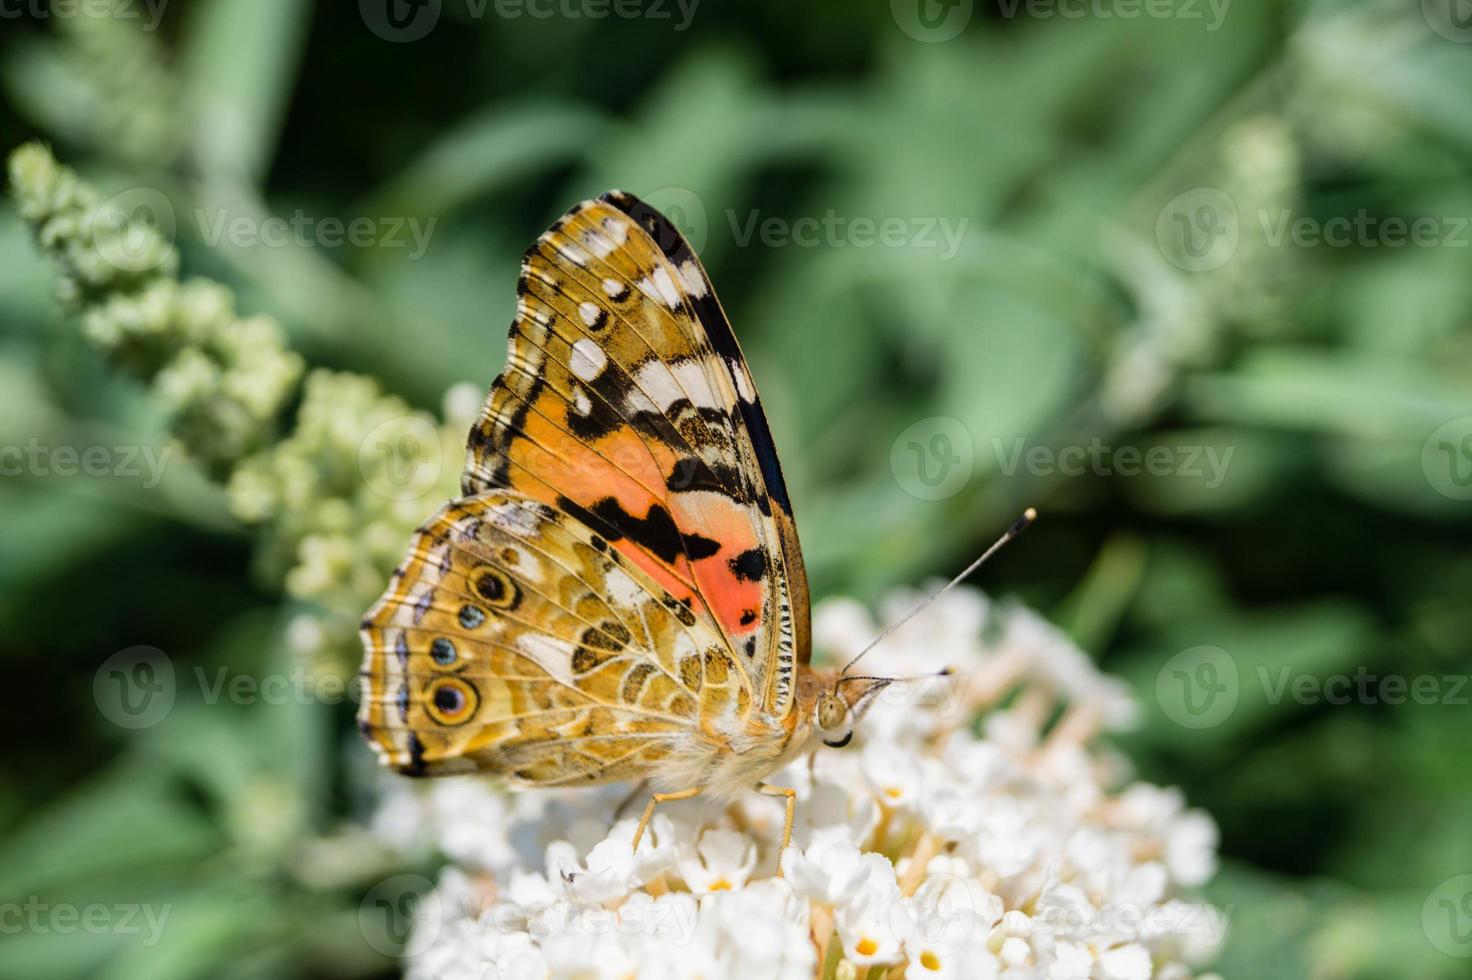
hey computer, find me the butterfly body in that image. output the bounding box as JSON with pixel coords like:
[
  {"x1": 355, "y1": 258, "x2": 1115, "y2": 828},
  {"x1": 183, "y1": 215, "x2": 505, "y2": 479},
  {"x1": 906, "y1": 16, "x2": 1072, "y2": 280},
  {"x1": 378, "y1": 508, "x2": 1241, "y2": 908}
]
[{"x1": 359, "y1": 191, "x2": 886, "y2": 839}]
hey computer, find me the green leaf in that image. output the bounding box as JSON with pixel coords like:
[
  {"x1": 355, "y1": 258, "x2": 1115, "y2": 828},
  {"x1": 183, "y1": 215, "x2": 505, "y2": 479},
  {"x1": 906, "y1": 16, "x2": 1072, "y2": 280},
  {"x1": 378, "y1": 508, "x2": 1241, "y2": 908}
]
[{"x1": 179, "y1": 0, "x2": 312, "y2": 186}]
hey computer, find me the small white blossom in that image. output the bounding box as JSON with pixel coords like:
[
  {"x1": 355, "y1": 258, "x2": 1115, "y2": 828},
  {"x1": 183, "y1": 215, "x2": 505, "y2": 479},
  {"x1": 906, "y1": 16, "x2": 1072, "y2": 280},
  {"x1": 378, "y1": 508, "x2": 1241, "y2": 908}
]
[
  {"x1": 783, "y1": 826, "x2": 889, "y2": 907},
  {"x1": 834, "y1": 862, "x2": 905, "y2": 967},
  {"x1": 676, "y1": 827, "x2": 756, "y2": 893}
]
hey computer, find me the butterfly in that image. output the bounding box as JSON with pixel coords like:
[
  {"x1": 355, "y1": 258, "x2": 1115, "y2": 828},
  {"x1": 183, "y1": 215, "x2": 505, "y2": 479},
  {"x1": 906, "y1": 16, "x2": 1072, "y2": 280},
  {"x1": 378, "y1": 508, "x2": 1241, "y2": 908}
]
[{"x1": 359, "y1": 191, "x2": 924, "y2": 855}]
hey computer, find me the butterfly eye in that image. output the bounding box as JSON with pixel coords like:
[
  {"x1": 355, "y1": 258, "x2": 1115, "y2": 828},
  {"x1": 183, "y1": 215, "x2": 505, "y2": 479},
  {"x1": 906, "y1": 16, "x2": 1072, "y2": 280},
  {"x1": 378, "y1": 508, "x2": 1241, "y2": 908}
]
[
  {"x1": 816, "y1": 694, "x2": 847, "y2": 732},
  {"x1": 426, "y1": 678, "x2": 479, "y2": 726}
]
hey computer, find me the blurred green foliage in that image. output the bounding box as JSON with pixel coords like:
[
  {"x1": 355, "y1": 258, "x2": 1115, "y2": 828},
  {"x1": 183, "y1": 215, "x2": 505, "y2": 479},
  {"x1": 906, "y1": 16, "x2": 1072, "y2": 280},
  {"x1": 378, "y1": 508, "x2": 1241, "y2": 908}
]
[{"x1": 1, "y1": 1, "x2": 1470, "y2": 978}]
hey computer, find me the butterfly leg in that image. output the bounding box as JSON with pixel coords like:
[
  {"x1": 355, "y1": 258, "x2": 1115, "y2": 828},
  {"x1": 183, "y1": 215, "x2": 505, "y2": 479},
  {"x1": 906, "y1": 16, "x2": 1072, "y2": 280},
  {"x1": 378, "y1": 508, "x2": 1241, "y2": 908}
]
[
  {"x1": 630, "y1": 787, "x2": 700, "y2": 852},
  {"x1": 757, "y1": 783, "x2": 797, "y2": 872}
]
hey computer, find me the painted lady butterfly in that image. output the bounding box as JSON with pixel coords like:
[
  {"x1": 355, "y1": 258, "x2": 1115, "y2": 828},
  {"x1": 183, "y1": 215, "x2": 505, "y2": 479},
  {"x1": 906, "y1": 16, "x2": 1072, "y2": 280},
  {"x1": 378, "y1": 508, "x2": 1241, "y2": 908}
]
[{"x1": 358, "y1": 191, "x2": 998, "y2": 853}]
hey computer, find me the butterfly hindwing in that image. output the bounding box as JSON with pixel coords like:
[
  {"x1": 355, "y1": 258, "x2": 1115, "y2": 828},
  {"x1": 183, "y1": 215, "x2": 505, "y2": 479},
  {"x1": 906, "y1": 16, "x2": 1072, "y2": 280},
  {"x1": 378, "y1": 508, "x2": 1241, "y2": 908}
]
[{"x1": 358, "y1": 490, "x2": 753, "y2": 780}]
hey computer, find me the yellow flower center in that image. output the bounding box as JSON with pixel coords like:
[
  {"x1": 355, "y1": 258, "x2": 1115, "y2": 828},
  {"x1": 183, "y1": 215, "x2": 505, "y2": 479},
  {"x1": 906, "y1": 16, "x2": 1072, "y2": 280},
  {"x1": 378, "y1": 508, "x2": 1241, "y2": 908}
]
[
  {"x1": 884, "y1": 786, "x2": 904, "y2": 799},
  {"x1": 856, "y1": 937, "x2": 879, "y2": 956},
  {"x1": 708, "y1": 878, "x2": 732, "y2": 891},
  {"x1": 920, "y1": 950, "x2": 942, "y2": 971}
]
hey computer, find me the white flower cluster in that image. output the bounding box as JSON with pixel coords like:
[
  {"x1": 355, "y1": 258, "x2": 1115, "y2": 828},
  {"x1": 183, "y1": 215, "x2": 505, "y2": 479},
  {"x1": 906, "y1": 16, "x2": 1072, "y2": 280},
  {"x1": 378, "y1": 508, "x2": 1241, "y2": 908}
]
[{"x1": 369, "y1": 589, "x2": 1224, "y2": 980}]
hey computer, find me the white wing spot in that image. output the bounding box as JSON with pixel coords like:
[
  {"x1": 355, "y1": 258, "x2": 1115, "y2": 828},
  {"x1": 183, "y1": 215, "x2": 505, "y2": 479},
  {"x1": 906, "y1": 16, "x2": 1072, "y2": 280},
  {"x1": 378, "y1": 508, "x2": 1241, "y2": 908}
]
[
  {"x1": 651, "y1": 267, "x2": 681, "y2": 308},
  {"x1": 570, "y1": 339, "x2": 608, "y2": 381},
  {"x1": 727, "y1": 357, "x2": 756, "y2": 402},
  {"x1": 673, "y1": 359, "x2": 721, "y2": 409},
  {"x1": 678, "y1": 260, "x2": 708, "y2": 298},
  {"x1": 602, "y1": 217, "x2": 629, "y2": 245},
  {"x1": 517, "y1": 633, "x2": 575, "y2": 683},
  {"x1": 487, "y1": 502, "x2": 541, "y2": 537},
  {"x1": 603, "y1": 567, "x2": 645, "y2": 609},
  {"x1": 634, "y1": 359, "x2": 683, "y2": 410},
  {"x1": 560, "y1": 242, "x2": 591, "y2": 267},
  {"x1": 578, "y1": 301, "x2": 602, "y2": 327},
  {"x1": 633, "y1": 358, "x2": 721, "y2": 411},
  {"x1": 638, "y1": 268, "x2": 682, "y2": 308},
  {"x1": 582, "y1": 229, "x2": 617, "y2": 259}
]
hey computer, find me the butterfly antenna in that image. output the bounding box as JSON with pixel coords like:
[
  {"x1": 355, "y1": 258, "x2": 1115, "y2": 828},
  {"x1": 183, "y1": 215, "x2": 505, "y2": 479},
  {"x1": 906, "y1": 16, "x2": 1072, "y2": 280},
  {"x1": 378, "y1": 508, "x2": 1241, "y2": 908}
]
[
  {"x1": 839, "y1": 666, "x2": 955, "y2": 687},
  {"x1": 840, "y1": 508, "x2": 1037, "y2": 678}
]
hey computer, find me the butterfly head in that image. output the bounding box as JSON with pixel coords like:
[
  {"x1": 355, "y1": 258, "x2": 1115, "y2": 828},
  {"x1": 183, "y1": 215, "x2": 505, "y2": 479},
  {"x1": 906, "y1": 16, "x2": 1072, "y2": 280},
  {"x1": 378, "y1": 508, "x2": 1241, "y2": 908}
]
[
  {"x1": 818, "y1": 676, "x2": 893, "y2": 747},
  {"x1": 798, "y1": 665, "x2": 956, "y2": 749}
]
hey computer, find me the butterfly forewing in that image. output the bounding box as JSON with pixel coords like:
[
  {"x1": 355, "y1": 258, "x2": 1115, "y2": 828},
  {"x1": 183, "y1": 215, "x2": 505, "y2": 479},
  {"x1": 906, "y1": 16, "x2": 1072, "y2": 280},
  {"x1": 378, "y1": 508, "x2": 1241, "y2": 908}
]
[{"x1": 462, "y1": 191, "x2": 809, "y2": 715}]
